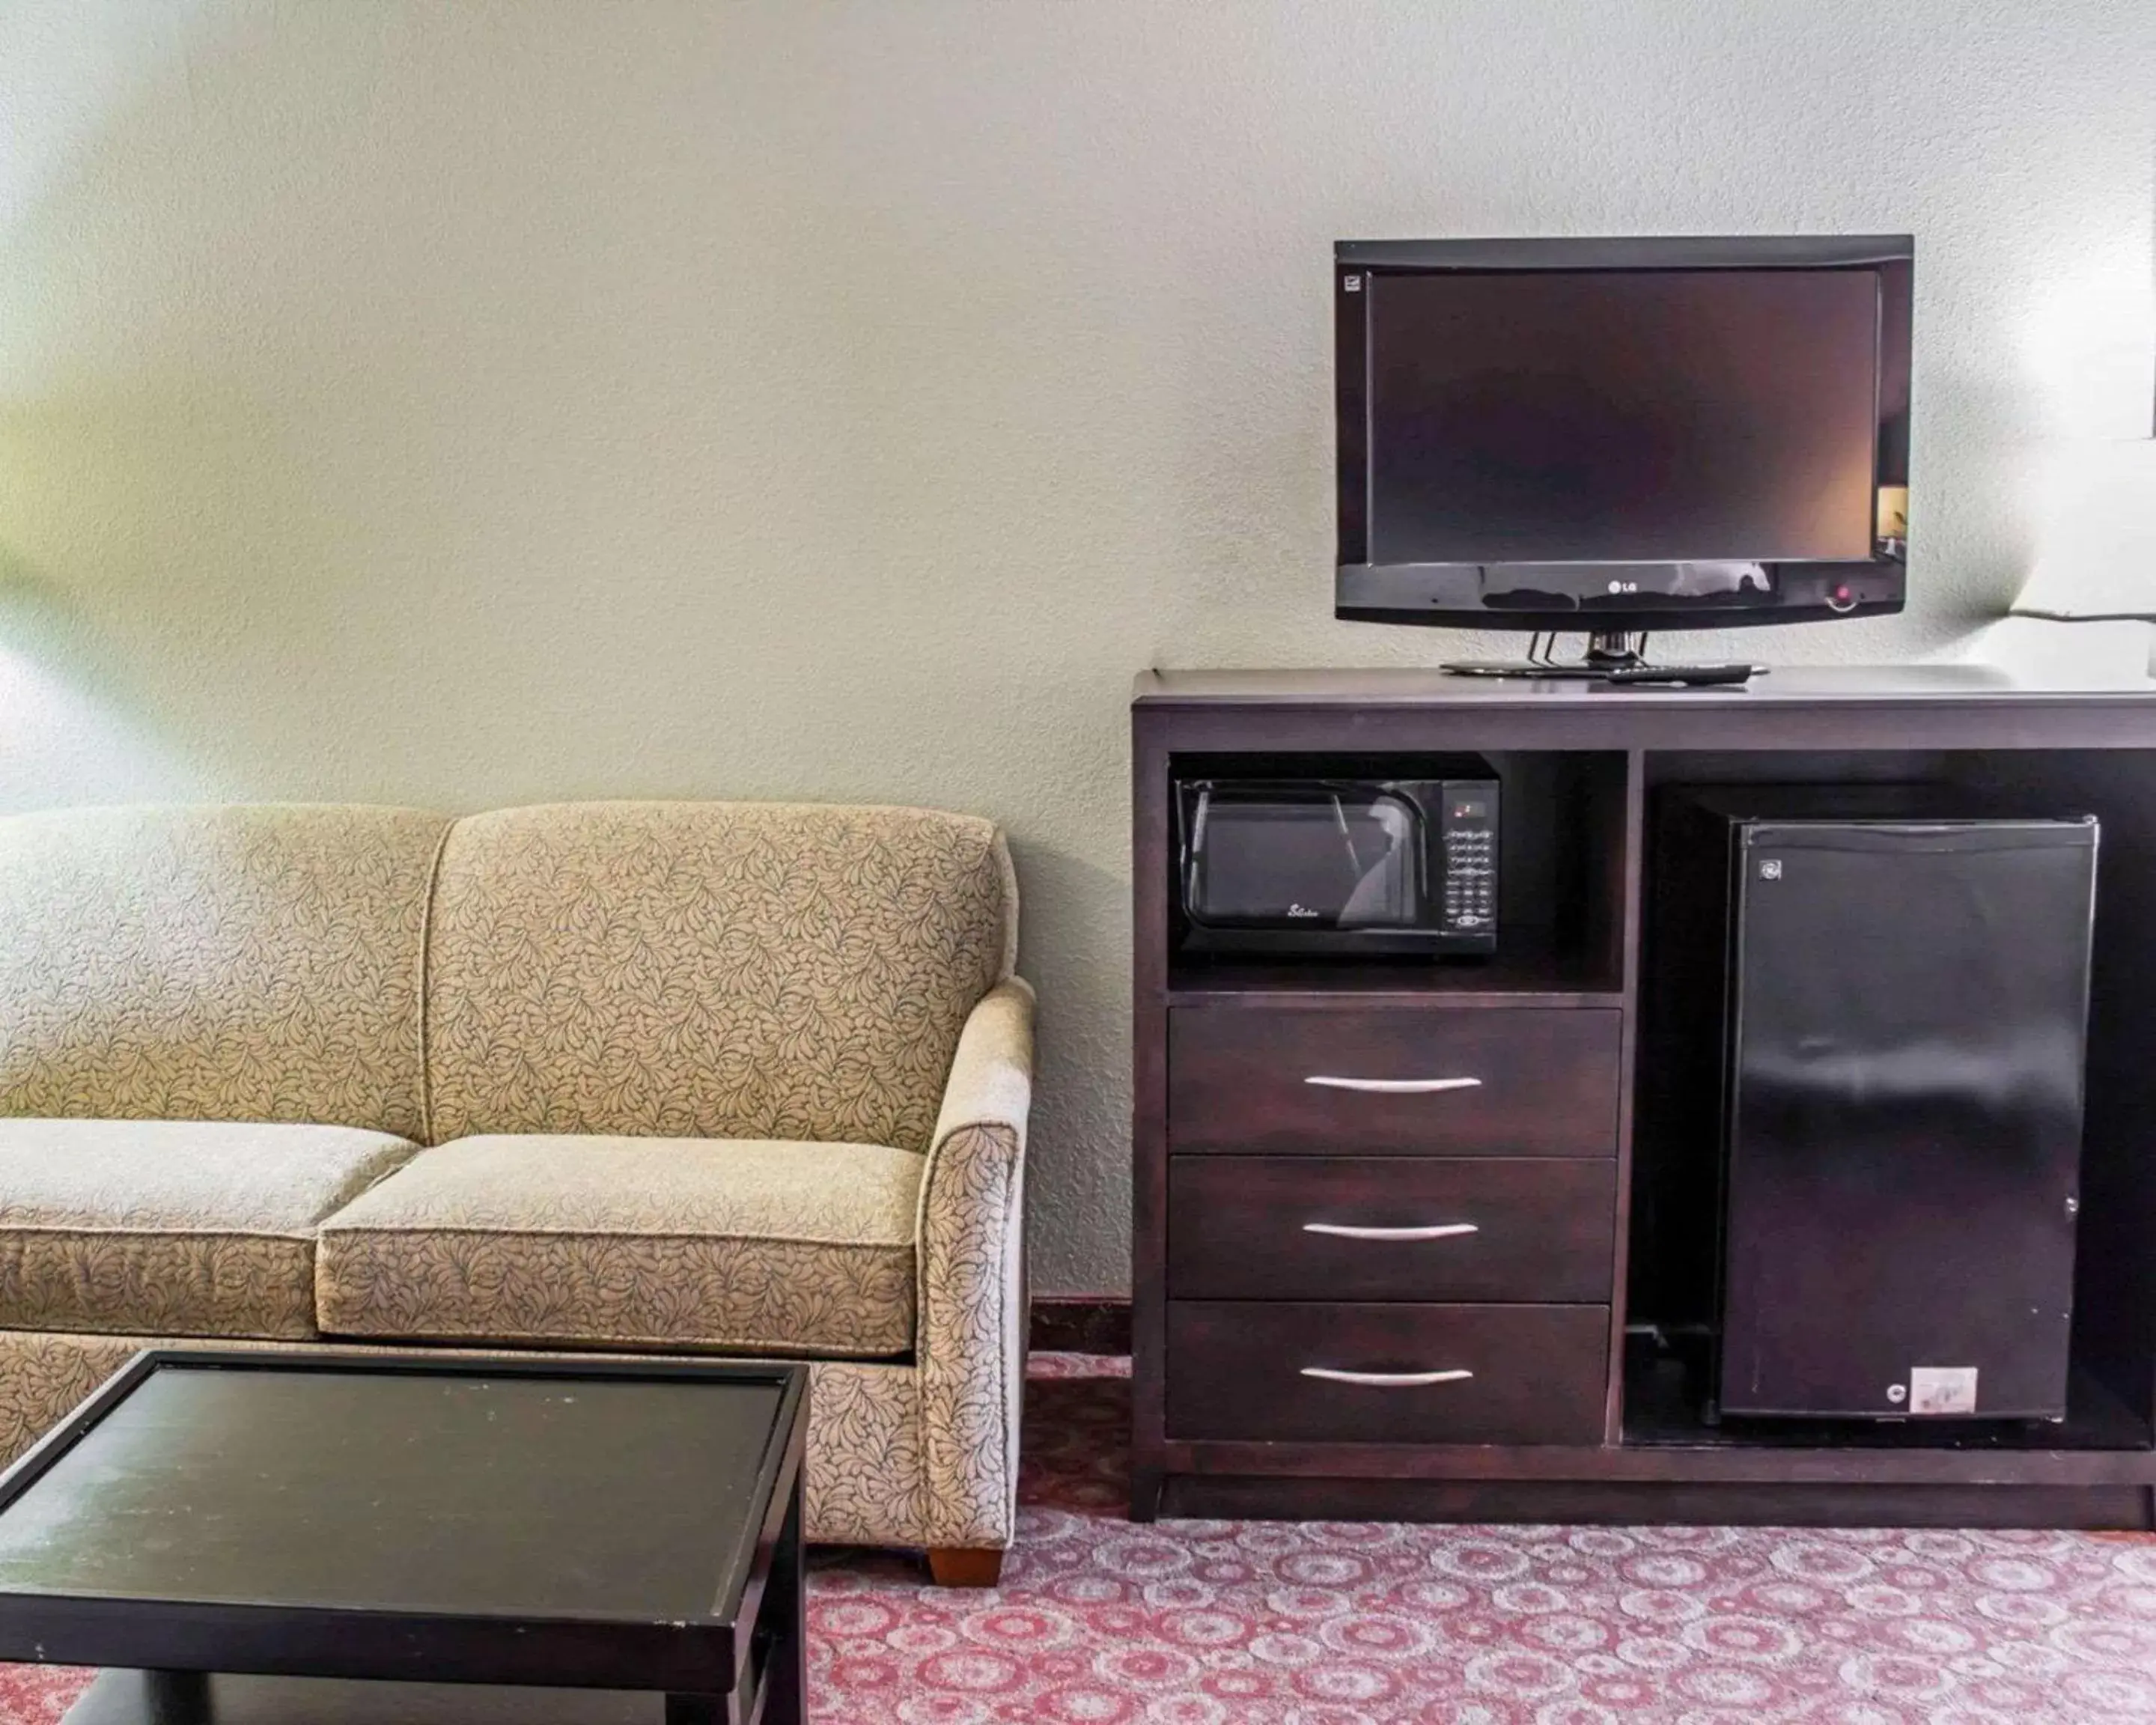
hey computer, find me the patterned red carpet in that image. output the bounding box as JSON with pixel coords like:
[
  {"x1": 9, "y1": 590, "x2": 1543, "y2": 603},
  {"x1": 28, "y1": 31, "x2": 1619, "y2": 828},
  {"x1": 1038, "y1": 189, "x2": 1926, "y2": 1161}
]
[{"x1": 4, "y1": 1355, "x2": 2156, "y2": 1722}]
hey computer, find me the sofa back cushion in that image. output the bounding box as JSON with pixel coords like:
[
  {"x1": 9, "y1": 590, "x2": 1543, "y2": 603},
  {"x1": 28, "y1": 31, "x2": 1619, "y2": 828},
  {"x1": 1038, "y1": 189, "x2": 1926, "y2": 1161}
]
[
  {"x1": 424, "y1": 802, "x2": 1017, "y2": 1151},
  {"x1": 0, "y1": 805, "x2": 449, "y2": 1137}
]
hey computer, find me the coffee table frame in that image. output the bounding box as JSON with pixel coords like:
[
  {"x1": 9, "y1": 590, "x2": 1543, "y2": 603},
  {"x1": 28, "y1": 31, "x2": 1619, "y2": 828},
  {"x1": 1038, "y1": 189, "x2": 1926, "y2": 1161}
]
[{"x1": 0, "y1": 1350, "x2": 807, "y2": 1725}]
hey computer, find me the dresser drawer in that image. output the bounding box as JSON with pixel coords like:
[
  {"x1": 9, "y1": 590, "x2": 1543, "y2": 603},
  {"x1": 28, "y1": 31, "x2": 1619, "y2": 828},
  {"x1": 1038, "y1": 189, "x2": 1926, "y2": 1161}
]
[
  {"x1": 1166, "y1": 1302, "x2": 1608, "y2": 1443},
  {"x1": 1168, "y1": 1007, "x2": 1621, "y2": 1155},
  {"x1": 1169, "y1": 1156, "x2": 1615, "y2": 1302}
]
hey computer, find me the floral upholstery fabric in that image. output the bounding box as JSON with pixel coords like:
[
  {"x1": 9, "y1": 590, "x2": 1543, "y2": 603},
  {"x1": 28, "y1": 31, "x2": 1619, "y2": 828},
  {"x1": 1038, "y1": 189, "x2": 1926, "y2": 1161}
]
[
  {"x1": 918, "y1": 981, "x2": 1035, "y2": 1548},
  {"x1": 804, "y1": 1359, "x2": 934, "y2": 1546},
  {"x1": 0, "y1": 1119, "x2": 417, "y2": 1339},
  {"x1": 0, "y1": 1330, "x2": 926, "y2": 1548},
  {"x1": 421, "y1": 803, "x2": 1018, "y2": 1152},
  {"x1": 0, "y1": 805, "x2": 448, "y2": 1139},
  {"x1": 316, "y1": 1134, "x2": 923, "y2": 1357}
]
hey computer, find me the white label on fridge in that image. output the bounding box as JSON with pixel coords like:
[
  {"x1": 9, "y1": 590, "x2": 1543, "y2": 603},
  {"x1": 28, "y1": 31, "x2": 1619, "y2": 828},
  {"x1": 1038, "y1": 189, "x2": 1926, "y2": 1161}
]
[{"x1": 1908, "y1": 1366, "x2": 1979, "y2": 1415}]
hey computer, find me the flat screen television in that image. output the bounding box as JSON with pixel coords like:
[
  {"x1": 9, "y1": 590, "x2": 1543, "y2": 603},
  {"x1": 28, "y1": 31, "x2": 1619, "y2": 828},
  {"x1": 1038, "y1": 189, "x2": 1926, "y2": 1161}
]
[{"x1": 1334, "y1": 236, "x2": 1912, "y2": 673}]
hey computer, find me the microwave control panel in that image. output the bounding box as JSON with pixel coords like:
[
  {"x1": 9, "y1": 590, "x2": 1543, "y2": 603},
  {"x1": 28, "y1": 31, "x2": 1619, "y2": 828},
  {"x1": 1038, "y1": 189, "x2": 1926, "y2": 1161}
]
[{"x1": 1439, "y1": 785, "x2": 1499, "y2": 934}]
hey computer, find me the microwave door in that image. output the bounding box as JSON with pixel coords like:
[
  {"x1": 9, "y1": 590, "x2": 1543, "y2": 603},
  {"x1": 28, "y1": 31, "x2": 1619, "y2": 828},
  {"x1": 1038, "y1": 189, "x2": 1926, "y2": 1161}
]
[
  {"x1": 1339, "y1": 791, "x2": 1423, "y2": 927},
  {"x1": 1191, "y1": 790, "x2": 1371, "y2": 926}
]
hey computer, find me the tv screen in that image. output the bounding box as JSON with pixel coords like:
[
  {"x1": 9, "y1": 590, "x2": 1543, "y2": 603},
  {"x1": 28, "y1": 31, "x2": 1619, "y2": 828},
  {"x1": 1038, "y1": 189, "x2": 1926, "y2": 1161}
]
[
  {"x1": 1334, "y1": 237, "x2": 1912, "y2": 635},
  {"x1": 1368, "y1": 270, "x2": 1881, "y2": 567}
]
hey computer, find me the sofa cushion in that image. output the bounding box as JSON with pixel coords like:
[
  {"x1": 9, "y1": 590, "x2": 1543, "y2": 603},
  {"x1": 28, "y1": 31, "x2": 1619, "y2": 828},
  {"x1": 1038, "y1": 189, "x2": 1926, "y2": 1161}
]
[
  {"x1": 0, "y1": 805, "x2": 451, "y2": 1139},
  {"x1": 315, "y1": 1134, "x2": 924, "y2": 1357},
  {"x1": 0, "y1": 1119, "x2": 418, "y2": 1339},
  {"x1": 422, "y1": 802, "x2": 1017, "y2": 1152}
]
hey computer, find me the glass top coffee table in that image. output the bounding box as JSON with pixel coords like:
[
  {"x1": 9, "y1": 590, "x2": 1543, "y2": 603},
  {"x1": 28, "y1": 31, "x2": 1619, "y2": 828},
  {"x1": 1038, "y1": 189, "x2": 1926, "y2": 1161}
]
[{"x1": 0, "y1": 1351, "x2": 806, "y2": 1725}]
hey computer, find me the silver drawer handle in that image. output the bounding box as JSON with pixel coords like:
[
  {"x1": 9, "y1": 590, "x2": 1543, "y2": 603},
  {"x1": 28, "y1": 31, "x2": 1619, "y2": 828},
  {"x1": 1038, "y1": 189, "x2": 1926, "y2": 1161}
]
[
  {"x1": 1304, "y1": 1075, "x2": 1483, "y2": 1095},
  {"x1": 1302, "y1": 1221, "x2": 1479, "y2": 1241},
  {"x1": 1300, "y1": 1366, "x2": 1475, "y2": 1388}
]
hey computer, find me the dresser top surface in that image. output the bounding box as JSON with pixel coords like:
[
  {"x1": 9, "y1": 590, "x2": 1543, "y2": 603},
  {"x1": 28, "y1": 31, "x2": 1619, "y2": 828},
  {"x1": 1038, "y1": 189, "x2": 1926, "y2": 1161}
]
[{"x1": 1133, "y1": 663, "x2": 2156, "y2": 711}]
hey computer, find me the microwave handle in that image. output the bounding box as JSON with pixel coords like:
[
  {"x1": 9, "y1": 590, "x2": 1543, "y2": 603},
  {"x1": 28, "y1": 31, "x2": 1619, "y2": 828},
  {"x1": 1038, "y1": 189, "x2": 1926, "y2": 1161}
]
[{"x1": 1303, "y1": 1075, "x2": 1482, "y2": 1095}]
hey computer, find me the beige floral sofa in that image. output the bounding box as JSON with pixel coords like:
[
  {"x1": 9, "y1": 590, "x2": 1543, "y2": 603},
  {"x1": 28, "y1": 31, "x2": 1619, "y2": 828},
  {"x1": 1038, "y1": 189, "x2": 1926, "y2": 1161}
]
[{"x1": 0, "y1": 800, "x2": 1032, "y2": 1585}]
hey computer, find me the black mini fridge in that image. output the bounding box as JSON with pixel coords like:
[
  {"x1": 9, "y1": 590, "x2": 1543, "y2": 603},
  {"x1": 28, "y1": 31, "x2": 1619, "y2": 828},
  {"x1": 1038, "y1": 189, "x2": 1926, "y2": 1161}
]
[{"x1": 1658, "y1": 789, "x2": 2098, "y2": 1423}]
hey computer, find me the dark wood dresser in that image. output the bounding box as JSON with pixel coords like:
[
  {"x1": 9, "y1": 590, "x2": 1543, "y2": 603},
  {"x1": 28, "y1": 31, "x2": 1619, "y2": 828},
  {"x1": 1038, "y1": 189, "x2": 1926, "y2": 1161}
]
[{"x1": 1131, "y1": 665, "x2": 2156, "y2": 1528}]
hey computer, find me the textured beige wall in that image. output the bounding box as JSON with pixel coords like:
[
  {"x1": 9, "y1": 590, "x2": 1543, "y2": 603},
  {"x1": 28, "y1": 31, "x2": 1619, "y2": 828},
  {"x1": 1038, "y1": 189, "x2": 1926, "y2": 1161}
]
[{"x1": 1, "y1": 1, "x2": 2151, "y2": 1292}]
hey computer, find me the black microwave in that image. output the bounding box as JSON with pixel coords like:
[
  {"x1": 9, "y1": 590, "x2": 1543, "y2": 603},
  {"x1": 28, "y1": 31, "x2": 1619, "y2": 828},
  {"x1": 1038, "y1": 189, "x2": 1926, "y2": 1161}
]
[{"x1": 1175, "y1": 762, "x2": 1499, "y2": 956}]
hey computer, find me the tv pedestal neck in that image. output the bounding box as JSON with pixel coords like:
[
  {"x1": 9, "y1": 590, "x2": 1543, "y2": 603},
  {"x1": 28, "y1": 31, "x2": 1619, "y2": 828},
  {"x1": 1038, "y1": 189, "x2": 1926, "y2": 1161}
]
[{"x1": 1442, "y1": 630, "x2": 1764, "y2": 687}]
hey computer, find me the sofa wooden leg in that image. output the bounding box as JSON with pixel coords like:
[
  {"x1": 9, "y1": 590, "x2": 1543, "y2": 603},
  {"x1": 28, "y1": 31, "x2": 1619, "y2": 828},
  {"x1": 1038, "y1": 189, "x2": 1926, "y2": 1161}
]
[{"x1": 926, "y1": 1546, "x2": 1005, "y2": 1587}]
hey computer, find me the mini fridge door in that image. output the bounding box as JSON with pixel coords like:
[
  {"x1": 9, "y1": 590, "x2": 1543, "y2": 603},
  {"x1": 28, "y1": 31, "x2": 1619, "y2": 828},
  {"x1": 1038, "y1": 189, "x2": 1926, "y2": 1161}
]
[{"x1": 1717, "y1": 817, "x2": 2097, "y2": 1420}]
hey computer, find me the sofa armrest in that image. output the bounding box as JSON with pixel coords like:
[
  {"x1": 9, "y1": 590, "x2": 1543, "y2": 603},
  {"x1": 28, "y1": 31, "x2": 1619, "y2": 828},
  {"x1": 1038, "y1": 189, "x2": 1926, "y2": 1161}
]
[{"x1": 914, "y1": 979, "x2": 1035, "y2": 1548}]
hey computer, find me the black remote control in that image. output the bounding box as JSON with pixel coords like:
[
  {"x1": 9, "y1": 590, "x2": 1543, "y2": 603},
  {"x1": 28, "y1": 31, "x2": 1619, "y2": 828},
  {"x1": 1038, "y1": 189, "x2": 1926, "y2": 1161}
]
[{"x1": 1601, "y1": 663, "x2": 1763, "y2": 689}]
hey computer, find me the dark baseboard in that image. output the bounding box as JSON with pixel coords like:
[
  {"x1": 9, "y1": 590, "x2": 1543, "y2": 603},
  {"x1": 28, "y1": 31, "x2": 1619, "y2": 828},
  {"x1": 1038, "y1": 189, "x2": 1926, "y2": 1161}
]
[
  {"x1": 1029, "y1": 1298, "x2": 1130, "y2": 1355},
  {"x1": 1156, "y1": 1476, "x2": 2156, "y2": 1531}
]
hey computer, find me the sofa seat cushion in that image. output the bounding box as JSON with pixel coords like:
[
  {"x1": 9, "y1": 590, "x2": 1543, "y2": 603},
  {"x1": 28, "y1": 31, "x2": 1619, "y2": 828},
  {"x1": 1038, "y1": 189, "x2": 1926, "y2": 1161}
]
[
  {"x1": 0, "y1": 1119, "x2": 418, "y2": 1339},
  {"x1": 315, "y1": 1135, "x2": 924, "y2": 1358}
]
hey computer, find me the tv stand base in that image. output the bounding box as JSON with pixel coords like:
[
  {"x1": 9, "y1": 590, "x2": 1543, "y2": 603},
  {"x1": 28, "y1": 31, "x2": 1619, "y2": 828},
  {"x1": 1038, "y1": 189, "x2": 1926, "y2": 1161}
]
[{"x1": 1443, "y1": 630, "x2": 1764, "y2": 687}]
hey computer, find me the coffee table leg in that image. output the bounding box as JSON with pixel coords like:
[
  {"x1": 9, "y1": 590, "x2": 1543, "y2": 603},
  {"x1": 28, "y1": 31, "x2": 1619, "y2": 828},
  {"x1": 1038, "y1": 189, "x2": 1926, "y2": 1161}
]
[
  {"x1": 761, "y1": 1473, "x2": 806, "y2": 1725},
  {"x1": 665, "y1": 1475, "x2": 804, "y2": 1725},
  {"x1": 141, "y1": 1671, "x2": 210, "y2": 1724}
]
